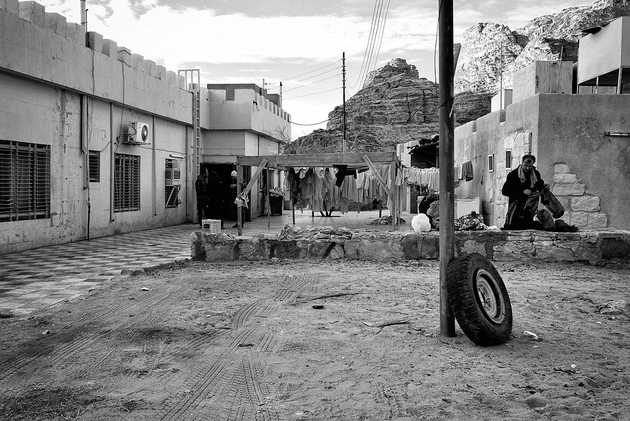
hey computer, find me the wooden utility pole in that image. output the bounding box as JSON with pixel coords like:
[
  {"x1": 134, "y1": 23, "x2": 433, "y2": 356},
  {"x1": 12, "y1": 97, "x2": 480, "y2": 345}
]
[
  {"x1": 80, "y1": 0, "x2": 87, "y2": 31},
  {"x1": 342, "y1": 51, "x2": 347, "y2": 153},
  {"x1": 438, "y1": 0, "x2": 456, "y2": 337}
]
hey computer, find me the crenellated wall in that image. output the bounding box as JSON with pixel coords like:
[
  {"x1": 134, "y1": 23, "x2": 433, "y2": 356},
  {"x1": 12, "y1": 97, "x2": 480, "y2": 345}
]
[{"x1": 0, "y1": 0, "x2": 192, "y2": 124}]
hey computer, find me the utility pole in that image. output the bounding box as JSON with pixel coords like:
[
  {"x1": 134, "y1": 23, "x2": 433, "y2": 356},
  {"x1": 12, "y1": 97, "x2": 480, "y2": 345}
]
[
  {"x1": 342, "y1": 51, "x2": 347, "y2": 153},
  {"x1": 438, "y1": 0, "x2": 456, "y2": 337},
  {"x1": 80, "y1": 0, "x2": 87, "y2": 31},
  {"x1": 279, "y1": 81, "x2": 283, "y2": 107}
]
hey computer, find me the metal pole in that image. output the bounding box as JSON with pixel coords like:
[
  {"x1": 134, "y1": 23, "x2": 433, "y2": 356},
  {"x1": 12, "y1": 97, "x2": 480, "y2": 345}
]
[
  {"x1": 80, "y1": 0, "x2": 87, "y2": 31},
  {"x1": 237, "y1": 165, "x2": 243, "y2": 236},
  {"x1": 617, "y1": 67, "x2": 624, "y2": 95},
  {"x1": 438, "y1": 0, "x2": 456, "y2": 337},
  {"x1": 342, "y1": 51, "x2": 347, "y2": 153}
]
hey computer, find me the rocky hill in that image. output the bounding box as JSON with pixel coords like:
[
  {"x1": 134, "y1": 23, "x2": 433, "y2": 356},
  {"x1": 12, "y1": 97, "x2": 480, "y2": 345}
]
[
  {"x1": 285, "y1": 59, "x2": 491, "y2": 154},
  {"x1": 455, "y1": 0, "x2": 630, "y2": 93}
]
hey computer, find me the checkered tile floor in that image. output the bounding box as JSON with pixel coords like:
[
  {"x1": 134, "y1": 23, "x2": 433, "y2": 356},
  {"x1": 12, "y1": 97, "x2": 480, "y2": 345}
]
[{"x1": 0, "y1": 224, "x2": 198, "y2": 316}]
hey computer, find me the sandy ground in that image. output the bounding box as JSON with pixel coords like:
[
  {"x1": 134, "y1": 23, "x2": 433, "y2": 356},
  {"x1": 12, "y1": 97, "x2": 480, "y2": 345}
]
[{"x1": 0, "y1": 259, "x2": 628, "y2": 421}]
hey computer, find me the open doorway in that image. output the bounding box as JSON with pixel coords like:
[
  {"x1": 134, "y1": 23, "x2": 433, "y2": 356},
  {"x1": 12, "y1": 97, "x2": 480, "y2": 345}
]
[{"x1": 200, "y1": 163, "x2": 251, "y2": 222}]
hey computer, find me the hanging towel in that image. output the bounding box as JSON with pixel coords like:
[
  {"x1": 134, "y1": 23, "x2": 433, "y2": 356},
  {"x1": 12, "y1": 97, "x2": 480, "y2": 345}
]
[{"x1": 462, "y1": 161, "x2": 474, "y2": 181}]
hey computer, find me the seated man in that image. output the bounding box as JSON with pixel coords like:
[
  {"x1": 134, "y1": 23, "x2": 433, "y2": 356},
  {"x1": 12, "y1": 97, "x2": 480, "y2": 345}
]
[{"x1": 501, "y1": 154, "x2": 545, "y2": 230}]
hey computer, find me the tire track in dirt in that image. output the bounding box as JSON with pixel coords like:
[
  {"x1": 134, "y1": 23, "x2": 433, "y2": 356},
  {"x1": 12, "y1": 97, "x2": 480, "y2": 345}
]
[{"x1": 0, "y1": 288, "x2": 179, "y2": 382}]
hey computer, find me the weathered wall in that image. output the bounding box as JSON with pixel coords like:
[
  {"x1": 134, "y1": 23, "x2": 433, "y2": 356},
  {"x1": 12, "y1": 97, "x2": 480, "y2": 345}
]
[
  {"x1": 537, "y1": 94, "x2": 630, "y2": 229},
  {"x1": 0, "y1": 1, "x2": 192, "y2": 253},
  {"x1": 578, "y1": 16, "x2": 626, "y2": 84},
  {"x1": 454, "y1": 95, "x2": 540, "y2": 227}
]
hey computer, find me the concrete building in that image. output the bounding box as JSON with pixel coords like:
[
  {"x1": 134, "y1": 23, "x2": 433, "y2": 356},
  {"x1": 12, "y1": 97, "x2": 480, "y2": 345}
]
[
  {"x1": 0, "y1": 1, "x2": 295, "y2": 253},
  {"x1": 199, "y1": 84, "x2": 291, "y2": 220},
  {"x1": 454, "y1": 17, "x2": 630, "y2": 230}
]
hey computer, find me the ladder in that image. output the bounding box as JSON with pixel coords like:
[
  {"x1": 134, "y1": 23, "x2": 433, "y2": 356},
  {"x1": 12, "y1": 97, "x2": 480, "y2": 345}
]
[{"x1": 178, "y1": 69, "x2": 201, "y2": 176}]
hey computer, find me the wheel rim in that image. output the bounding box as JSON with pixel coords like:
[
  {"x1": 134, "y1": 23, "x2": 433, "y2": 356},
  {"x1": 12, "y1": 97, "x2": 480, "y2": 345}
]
[{"x1": 474, "y1": 269, "x2": 505, "y2": 324}]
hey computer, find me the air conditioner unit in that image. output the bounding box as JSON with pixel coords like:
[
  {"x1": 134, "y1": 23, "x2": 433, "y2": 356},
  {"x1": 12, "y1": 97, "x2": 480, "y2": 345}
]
[{"x1": 125, "y1": 121, "x2": 151, "y2": 144}]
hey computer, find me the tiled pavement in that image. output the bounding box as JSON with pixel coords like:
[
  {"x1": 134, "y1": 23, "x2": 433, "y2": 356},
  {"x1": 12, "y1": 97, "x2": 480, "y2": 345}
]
[{"x1": 0, "y1": 224, "x2": 199, "y2": 316}]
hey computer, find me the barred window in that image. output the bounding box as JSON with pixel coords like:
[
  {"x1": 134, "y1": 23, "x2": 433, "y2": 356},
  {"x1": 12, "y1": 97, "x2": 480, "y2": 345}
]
[
  {"x1": 89, "y1": 150, "x2": 100, "y2": 182},
  {"x1": 505, "y1": 150, "x2": 512, "y2": 170},
  {"x1": 165, "y1": 158, "x2": 181, "y2": 208},
  {"x1": 0, "y1": 140, "x2": 50, "y2": 222},
  {"x1": 114, "y1": 153, "x2": 140, "y2": 212}
]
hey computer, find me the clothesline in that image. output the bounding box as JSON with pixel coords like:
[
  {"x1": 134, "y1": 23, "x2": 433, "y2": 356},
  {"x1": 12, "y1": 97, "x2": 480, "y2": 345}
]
[{"x1": 403, "y1": 161, "x2": 474, "y2": 189}]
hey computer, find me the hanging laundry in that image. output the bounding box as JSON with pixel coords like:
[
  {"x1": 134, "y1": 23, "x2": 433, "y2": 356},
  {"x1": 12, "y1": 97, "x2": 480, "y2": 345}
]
[{"x1": 462, "y1": 161, "x2": 474, "y2": 181}]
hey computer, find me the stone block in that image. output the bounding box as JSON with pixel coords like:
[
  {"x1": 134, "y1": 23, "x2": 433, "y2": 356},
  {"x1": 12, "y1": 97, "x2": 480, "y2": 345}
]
[
  {"x1": 587, "y1": 213, "x2": 608, "y2": 229},
  {"x1": 553, "y1": 173, "x2": 577, "y2": 183},
  {"x1": 190, "y1": 232, "x2": 205, "y2": 260},
  {"x1": 86, "y1": 31, "x2": 103, "y2": 52},
  {"x1": 237, "y1": 237, "x2": 269, "y2": 260},
  {"x1": 459, "y1": 239, "x2": 487, "y2": 256},
  {"x1": 44, "y1": 12, "x2": 66, "y2": 35},
  {"x1": 102, "y1": 39, "x2": 117, "y2": 56},
  {"x1": 326, "y1": 244, "x2": 345, "y2": 260},
  {"x1": 401, "y1": 233, "x2": 420, "y2": 259},
  {"x1": 0, "y1": 0, "x2": 18, "y2": 13},
  {"x1": 204, "y1": 242, "x2": 237, "y2": 262},
  {"x1": 18, "y1": 1, "x2": 45, "y2": 26},
  {"x1": 557, "y1": 196, "x2": 571, "y2": 212},
  {"x1": 157, "y1": 65, "x2": 167, "y2": 80},
  {"x1": 304, "y1": 240, "x2": 329, "y2": 259},
  {"x1": 571, "y1": 196, "x2": 600, "y2": 212},
  {"x1": 569, "y1": 212, "x2": 589, "y2": 228},
  {"x1": 534, "y1": 243, "x2": 576, "y2": 262},
  {"x1": 554, "y1": 163, "x2": 570, "y2": 174},
  {"x1": 418, "y1": 235, "x2": 439, "y2": 259},
  {"x1": 271, "y1": 240, "x2": 302, "y2": 259},
  {"x1": 552, "y1": 183, "x2": 585, "y2": 196},
  {"x1": 599, "y1": 236, "x2": 630, "y2": 259},
  {"x1": 493, "y1": 240, "x2": 535, "y2": 261}
]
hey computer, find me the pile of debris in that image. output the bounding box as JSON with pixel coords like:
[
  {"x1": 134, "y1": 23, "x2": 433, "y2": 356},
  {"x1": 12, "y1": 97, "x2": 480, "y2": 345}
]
[{"x1": 277, "y1": 225, "x2": 354, "y2": 241}]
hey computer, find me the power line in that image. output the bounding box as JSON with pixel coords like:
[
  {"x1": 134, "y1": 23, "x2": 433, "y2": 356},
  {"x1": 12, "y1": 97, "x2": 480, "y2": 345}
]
[
  {"x1": 282, "y1": 72, "x2": 341, "y2": 93},
  {"x1": 289, "y1": 118, "x2": 330, "y2": 126},
  {"x1": 283, "y1": 86, "x2": 341, "y2": 100},
  {"x1": 360, "y1": 0, "x2": 390, "y2": 89},
  {"x1": 280, "y1": 60, "x2": 341, "y2": 82},
  {"x1": 354, "y1": 0, "x2": 380, "y2": 87},
  {"x1": 360, "y1": 0, "x2": 385, "y2": 88}
]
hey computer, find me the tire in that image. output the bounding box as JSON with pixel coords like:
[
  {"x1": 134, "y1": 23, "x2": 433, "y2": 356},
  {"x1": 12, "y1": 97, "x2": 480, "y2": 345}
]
[{"x1": 447, "y1": 253, "x2": 512, "y2": 346}]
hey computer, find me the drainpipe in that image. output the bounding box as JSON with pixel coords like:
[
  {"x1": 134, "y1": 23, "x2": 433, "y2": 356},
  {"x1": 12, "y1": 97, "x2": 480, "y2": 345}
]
[
  {"x1": 109, "y1": 102, "x2": 115, "y2": 222},
  {"x1": 152, "y1": 115, "x2": 157, "y2": 217},
  {"x1": 81, "y1": 95, "x2": 91, "y2": 240}
]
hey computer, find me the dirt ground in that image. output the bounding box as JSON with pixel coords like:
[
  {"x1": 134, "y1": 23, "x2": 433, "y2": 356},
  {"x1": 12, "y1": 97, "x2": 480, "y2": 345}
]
[{"x1": 0, "y1": 259, "x2": 628, "y2": 421}]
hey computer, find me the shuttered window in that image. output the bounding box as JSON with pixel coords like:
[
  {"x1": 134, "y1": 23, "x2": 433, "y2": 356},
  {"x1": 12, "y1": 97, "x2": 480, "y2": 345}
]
[
  {"x1": 0, "y1": 140, "x2": 50, "y2": 222},
  {"x1": 165, "y1": 158, "x2": 181, "y2": 208},
  {"x1": 114, "y1": 153, "x2": 140, "y2": 212},
  {"x1": 89, "y1": 150, "x2": 100, "y2": 182}
]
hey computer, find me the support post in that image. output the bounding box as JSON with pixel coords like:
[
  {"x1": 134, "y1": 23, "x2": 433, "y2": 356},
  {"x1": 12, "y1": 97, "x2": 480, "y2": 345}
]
[
  {"x1": 237, "y1": 165, "x2": 243, "y2": 236},
  {"x1": 389, "y1": 163, "x2": 396, "y2": 227},
  {"x1": 266, "y1": 169, "x2": 271, "y2": 231},
  {"x1": 617, "y1": 67, "x2": 624, "y2": 95},
  {"x1": 438, "y1": 0, "x2": 456, "y2": 337}
]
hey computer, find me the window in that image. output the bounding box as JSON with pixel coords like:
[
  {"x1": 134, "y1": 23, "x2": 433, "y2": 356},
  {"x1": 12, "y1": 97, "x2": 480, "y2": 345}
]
[
  {"x1": 226, "y1": 87, "x2": 235, "y2": 101},
  {"x1": 488, "y1": 154, "x2": 495, "y2": 173},
  {"x1": 89, "y1": 150, "x2": 100, "y2": 182},
  {"x1": 0, "y1": 140, "x2": 50, "y2": 222},
  {"x1": 165, "y1": 158, "x2": 181, "y2": 208},
  {"x1": 114, "y1": 153, "x2": 140, "y2": 212},
  {"x1": 505, "y1": 150, "x2": 512, "y2": 170}
]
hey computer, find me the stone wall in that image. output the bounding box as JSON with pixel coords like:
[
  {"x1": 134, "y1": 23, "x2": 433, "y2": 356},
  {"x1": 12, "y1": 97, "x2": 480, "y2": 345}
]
[{"x1": 191, "y1": 230, "x2": 630, "y2": 265}]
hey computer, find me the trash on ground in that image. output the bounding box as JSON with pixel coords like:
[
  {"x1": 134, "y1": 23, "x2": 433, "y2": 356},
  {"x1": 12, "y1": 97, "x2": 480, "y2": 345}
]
[{"x1": 523, "y1": 330, "x2": 543, "y2": 341}]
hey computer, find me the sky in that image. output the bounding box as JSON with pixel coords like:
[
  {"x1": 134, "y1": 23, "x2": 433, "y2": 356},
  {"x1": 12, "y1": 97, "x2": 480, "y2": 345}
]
[{"x1": 41, "y1": 0, "x2": 591, "y2": 138}]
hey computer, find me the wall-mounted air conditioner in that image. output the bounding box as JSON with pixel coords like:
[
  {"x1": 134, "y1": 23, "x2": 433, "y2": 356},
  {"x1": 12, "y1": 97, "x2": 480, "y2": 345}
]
[{"x1": 124, "y1": 121, "x2": 151, "y2": 145}]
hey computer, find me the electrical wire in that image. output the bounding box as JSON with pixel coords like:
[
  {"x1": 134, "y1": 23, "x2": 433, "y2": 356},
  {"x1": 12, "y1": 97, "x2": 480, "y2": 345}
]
[
  {"x1": 282, "y1": 72, "x2": 341, "y2": 93},
  {"x1": 359, "y1": 0, "x2": 386, "y2": 88},
  {"x1": 280, "y1": 60, "x2": 341, "y2": 82},
  {"x1": 289, "y1": 118, "x2": 330, "y2": 126},
  {"x1": 283, "y1": 86, "x2": 341, "y2": 100},
  {"x1": 360, "y1": 0, "x2": 390, "y2": 89},
  {"x1": 369, "y1": 0, "x2": 391, "y2": 81},
  {"x1": 354, "y1": 0, "x2": 381, "y2": 89}
]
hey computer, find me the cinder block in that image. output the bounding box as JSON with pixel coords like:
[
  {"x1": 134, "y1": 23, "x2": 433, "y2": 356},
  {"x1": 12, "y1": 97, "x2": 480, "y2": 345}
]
[
  {"x1": 552, "y1": 182, "x2": 586, "y2": 196},
  {"x1": 571, "y1": 195, "x2": 600, "y2": 212},
  {"x1": 66, "y1": 23, "x2": 84, "y2": 45},
  {"x1": 570, "y1": 212, "x2": 589, "y2": 228},
  {"x1": 130, "y1": 53, "x2": 144, "y2": 69},
  {"x1": 117, "y1": 47, "x2": 132, "y2": 65},
  {"x1": 44, "y1": 12, "x2": 66, "y2": 35},
  {"x1": 554, "y1": 163, "x2": 570, "y2": 174},
  {"x1": 86, "y1": 31, "x2": 103, "y2": 52},
  {"x1": 156, "y1": 65, "x2": 166, "y2": 80},
  {"x1": 18, "y1": 1, "x2": 45, "y2": 25},
  {"x1": 0, "y1": 0, "x2": 18, "y2": 14},
  {"x1": 102, "y1": 39, "x2": 117, "y2": 56},
  {"x1": 587, "y1": 213, "x2": 608, "y2": 229},
  {"x1": 166, "y1": 71, "x2": 178, "y2": 87},
  {"x1": 553, "y1": 173, "x2": 577, "y2": 183}
]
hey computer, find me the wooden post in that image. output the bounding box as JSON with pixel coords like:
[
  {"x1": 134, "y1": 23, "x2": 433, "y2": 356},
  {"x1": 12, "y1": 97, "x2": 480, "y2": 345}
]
[
  {"x1": 237, "y1": 165, "x2": 243, "y2": 236},
  {"x1": 390, "y1": 163, "x2": 396, "y2": 227},
  {"x1": 438, "y1": 0, "x2": 456, "y2": 337},
  {"x1": 617, "y1": 66, "x2": 624, "y2": 95},
  {"x1": 266, "y1": 169, "x2": 271, "y2": 231},
  {"x1": 292, "y1": 198, "x2": 296, "y2": 225}
]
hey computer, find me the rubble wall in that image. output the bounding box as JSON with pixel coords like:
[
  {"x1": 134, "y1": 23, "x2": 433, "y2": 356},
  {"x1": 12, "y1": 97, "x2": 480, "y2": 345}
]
[{"x1": 191, "y1": 230, "x2": 630, "y2": 265}]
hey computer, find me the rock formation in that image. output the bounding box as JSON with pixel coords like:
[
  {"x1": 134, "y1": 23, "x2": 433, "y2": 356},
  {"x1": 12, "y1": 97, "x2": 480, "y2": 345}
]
[
  {"x1": 285, "y1": 58, "x2": 490, "y2": 154},
  {"x1": 455, "y1": 0, "x2": 630, "y2": 94}
]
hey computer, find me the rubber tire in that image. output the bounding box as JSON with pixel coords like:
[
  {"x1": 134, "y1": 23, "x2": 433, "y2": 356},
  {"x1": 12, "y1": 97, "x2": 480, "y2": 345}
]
[{"x1": 447, "y1": 253, "x2": 512, "y2": 346}]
